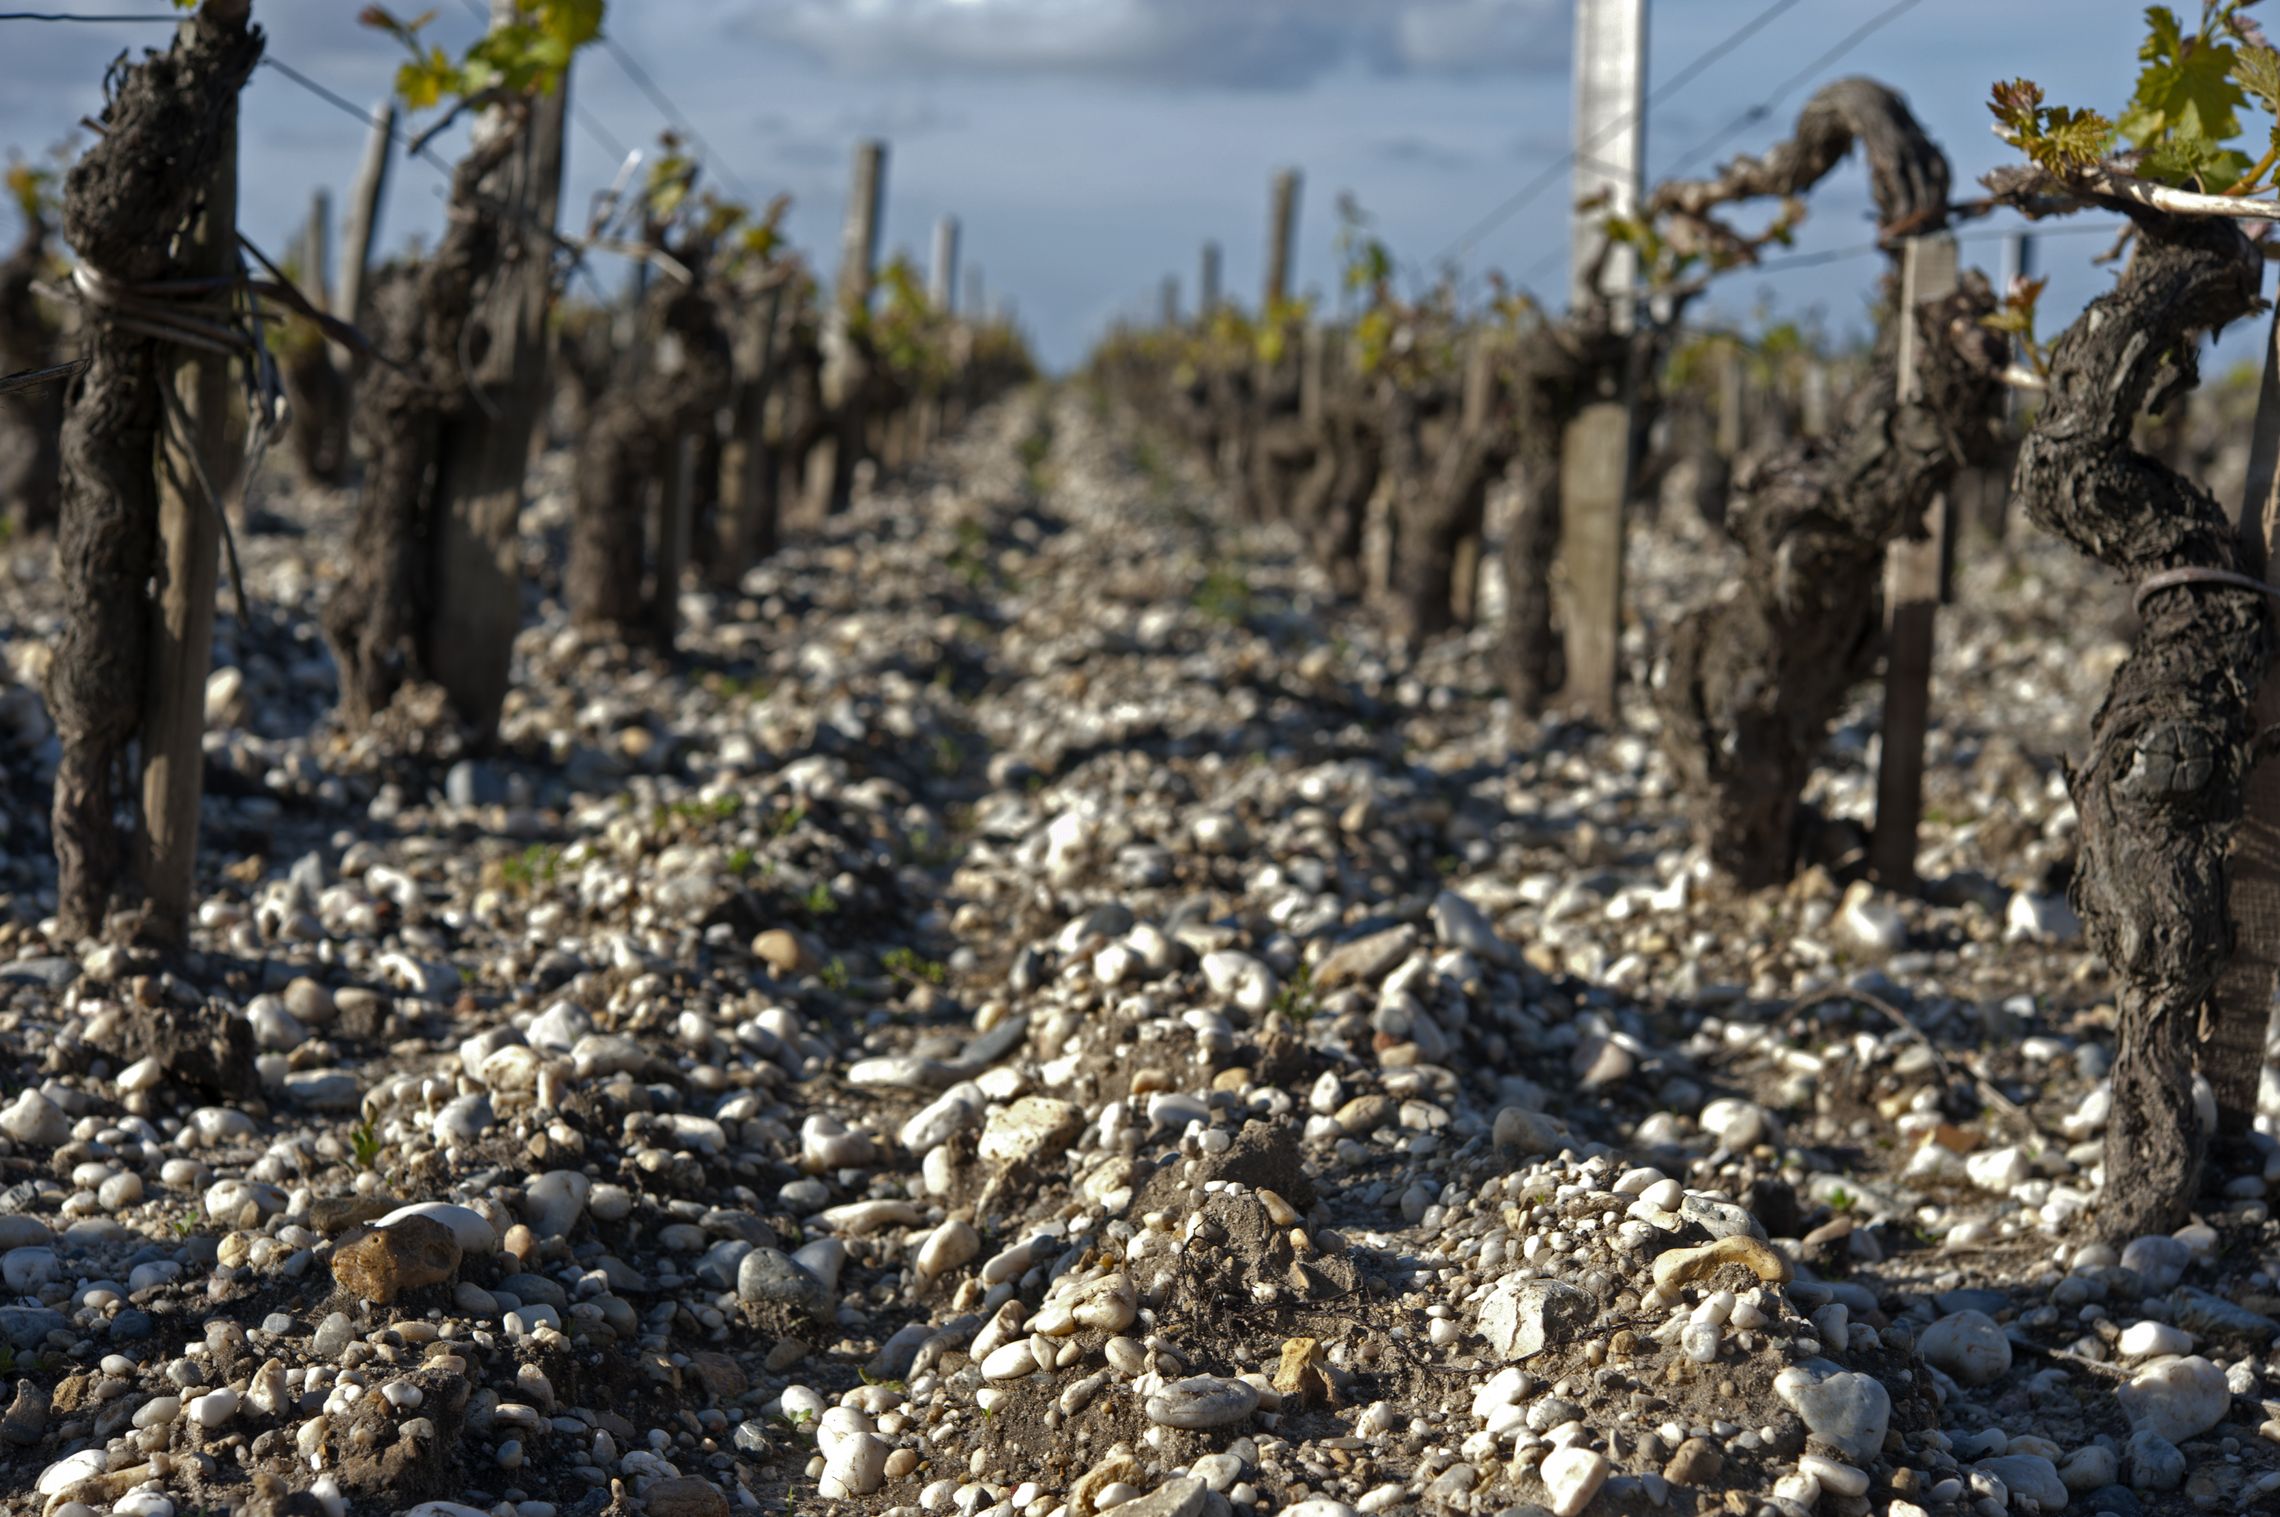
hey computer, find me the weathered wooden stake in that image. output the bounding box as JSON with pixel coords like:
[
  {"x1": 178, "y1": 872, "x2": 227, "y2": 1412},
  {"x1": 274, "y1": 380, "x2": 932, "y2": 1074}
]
[
  {"x1": 2207, "y1": 291, "x2": 2280, "y2": 1137},
  {"x1": 137, "y1": 117, "x2": 237, "y2": 945},
  {"x1": 1715, "y1": 342, "x2": 1744, "y2": 456},
  {"x1": 1571, "y1": 0, "x2": 1645, "y2": 318},
  {"x1": 808, "y1": 138, "x2": 886, "y2": 518},
  {"x1": 336, "y1": 97, "x2": 394, "y2": 332},
  {"x1": 1160, "y1": 276, "x2": 1179, "y2": 328},
  {"x1": 1869, "y1": 232, "x2": 1960, "y2": 893},
  {"x1": 1800, "y1": 360, "x2": 1830, "y2": 438},
  {"x1": 654, "y1": 432, "x2": 694, "y2": 650},
  {"x1": 304, "y1": 188, "x2": 331, "y2": 313},
  {"x1": 1554, "y1": 0, "x2": 1644, "y2": 723},
  {"x1": 1265, "y1": 170, "x2": 1300, "y2": 311},
  {"x1": 1558, "y1": 403, "x2": 1628, "y2": 723},
  {"x1": 427, "y1": 11, "x2": 569, "y2": 735},
  {"x1": 1200, "y1": 240, "x2": 1221, "y2": 320},
  {"x1": 720, "y1": 280, "x2": 785, "y2": 579},
  {"x1": 929, "y1": 215, "x2": 959, "y2": 313}
]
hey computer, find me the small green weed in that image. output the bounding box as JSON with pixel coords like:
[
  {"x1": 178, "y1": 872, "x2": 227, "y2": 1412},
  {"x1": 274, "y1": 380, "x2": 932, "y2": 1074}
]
[
  {"x1": 882, "y1": 946, "x2": 947, "y2": 986},
  {"x1": 500, "y1": 843, "x2": 562, "y2": 894},
  {"x1": 804, "y1": 881, "x2": 837, "y2": 917},
  {"x1": 1194, "y1": 563, "x2": 1252, "y2": 625},
  {"x1": 348, "y1": 1121, "x2": 382, "y2": 1171}
]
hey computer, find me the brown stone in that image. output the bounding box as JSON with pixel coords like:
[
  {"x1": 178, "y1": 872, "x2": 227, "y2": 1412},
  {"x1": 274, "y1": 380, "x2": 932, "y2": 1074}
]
[
  {"x1": 642, "y1": 1476, "x2": 729, "y2": 1517},
  {"x1": 1650, "y1": 1234, "x2": 1793, "y2": 1295},
  {"x1": 751, "y1": 928, "x2": 820, "y2": 976},
  {"x1": 331, "y1": 1216, "x2": 462, "y2": 1303},
  {"x1": 1664, "y1": 1437, "x2": 1724, "y2": 1486},
  {"x1": 687, "y1": 1350, "x2": 748, "y2": 1401}
]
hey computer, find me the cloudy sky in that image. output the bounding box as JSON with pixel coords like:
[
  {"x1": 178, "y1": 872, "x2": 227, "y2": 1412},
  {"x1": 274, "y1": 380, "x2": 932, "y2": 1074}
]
[{"x1": 0, "y1": 1, "x2": 2237, "y2": 370}]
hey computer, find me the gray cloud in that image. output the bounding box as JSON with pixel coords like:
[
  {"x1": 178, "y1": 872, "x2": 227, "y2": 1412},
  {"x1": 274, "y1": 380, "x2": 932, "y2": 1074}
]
[{"x1": 730, "y1": 0, "x2": 1566, "y2": 91}]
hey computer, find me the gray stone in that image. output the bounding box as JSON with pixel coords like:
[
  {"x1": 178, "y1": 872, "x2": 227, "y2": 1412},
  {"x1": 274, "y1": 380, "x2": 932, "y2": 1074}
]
[
  {"x1": 0, "y1": 1306, "x2": 63, "y2": 1350},
  {"x1": 1115, "y1": 1478, "x2": 1214, "y2": 1517},
  {"x1": 1481, "y1": 1279, "x2": 1596, "y2": 1361},
  {"x1": 1920, "y1": 1309, "x2": 2013, "y2": 1386},
  {"x1": 2118, "y1": 1236, "x2": 2190, "y2": 1294},
  {"x1": 1144, "y1": 1376, "x2": 1259, "y2": 1430},
  {"x1": 0, "y1": 957, "x2": 75, "y2": 990},
  {"x1": 1678, "y1": 1193, "x2": 1766, "y2": 1241},
  {"x1": 1493, "y1": 1107, "x2": 1566, "y2": 1161},
  {"x1": 2165, "y1": 1287, "x2": 2280, "y2": 1344},
  {"x1": 1976, "y1": 1455, "x2": 2066, "y2": 1510},
  {"x1": 736, "y1": 1247, "x2": 827, "y2": 1316},
  {"x1": 1772, "y1": 1366, "x2": 1890, "y2": 1464},
  {"x1": 2125, "y1": 1431, "x2": 2184, "y2": 1491}
]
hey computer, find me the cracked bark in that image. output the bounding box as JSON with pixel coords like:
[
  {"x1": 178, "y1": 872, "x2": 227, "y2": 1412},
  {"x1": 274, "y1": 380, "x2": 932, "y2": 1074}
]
[
  {"x1": 46, "y1": 1, "x2": 261, "y2": 938},
  {"x1": 566, "y1": 278, "x2": 733, "y2": 651},
  {"x1": 2009, "y1": 212, "x2": 2265, "y2": 1240},
  {"x1": 1650, "y1": 78, "x2": 2001, "y2": 886}
]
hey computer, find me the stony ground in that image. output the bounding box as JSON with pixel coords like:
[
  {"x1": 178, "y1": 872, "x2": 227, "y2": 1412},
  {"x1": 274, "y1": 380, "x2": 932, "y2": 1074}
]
[{"x1": 0, "y1": 389, "x2": 2276, "y2": 1517}]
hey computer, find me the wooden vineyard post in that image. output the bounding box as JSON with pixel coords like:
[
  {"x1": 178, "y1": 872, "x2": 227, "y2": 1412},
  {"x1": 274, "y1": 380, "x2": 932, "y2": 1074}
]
[
  {"x1": 2206, "y1": 293, "x2": 2280, "y2": 1139},
  {"x1": 1265, "y1": 170, "x2": 1300, "y2": 311},
  {"x1": 1571, "y1": 0, "x2": 1645, "y2": 318},
  {"x1": 1160, "y1": 276, "x2": 1179, "y2": 329},
  {"x1": 1715, "y1": 342, "x2": 1744, "y2": 456},
  {"x1": 1554, "y1": 0, "x2": 1644, "y2": 724},
  {"x1": 925, "y1": 216, "x2": 959, "y2": 446},
  {"x1": 137, "y1": 114, "x2": 238, "y2": 945},
  {"x1": 808, "y1": 139, "x2": 886, "y2": 519},
  {"x1": 1869, "y1": 232, "x2": 1960, "y2": 893},
  {"x1": 336, "y1": 97, "x2": 394, "y2": 351},
  {"x1": 929, "y1": 215, "x2": 960, "y2": 311},
  {"x1": 1559, "y1": 404, "x2": 1629, "y2": 723},
  {"x1": 1801, "y1": 360, "x2": 1830, "y2": 439},
  {"x1": 1450, "y1": 334, "x2": 1496, "y2": 630},
  {"x1": 304, "y1": 189, "x2": 331, "y2": 312},
  {"x1": 654, "y1": 432, "x2": 695, "y2": 651},
  {"x1": 731, "y1": 280, "x2": 786, "y2": 576},
  {"x1": 1200, "y1": 240, "x2": 1221, "y2": 321}
]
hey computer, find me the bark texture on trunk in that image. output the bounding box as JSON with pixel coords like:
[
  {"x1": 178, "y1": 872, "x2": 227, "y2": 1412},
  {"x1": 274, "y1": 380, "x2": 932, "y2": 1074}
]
[
  {"x1": 566, "y1": 280, "x2": 733, "y2": 650},
  {"x1": 47, "y1": 3, "x2": 261, "y2": 939},
  {"x1": 1649, "y1": 78, "x2": 2001, "y2": 887},
  {"x1": 281, "y1": 334, "x2": 348, "y2": 484},
  {"x1": 0, "y1": 222, "x2": 62, "y2": 535},
  {"x1": 320, "y1": 132, "x2": 516, "y2": 734},
  {"x1": 2010, "y1": 213, "x2": 2265, "y2": 1240}
]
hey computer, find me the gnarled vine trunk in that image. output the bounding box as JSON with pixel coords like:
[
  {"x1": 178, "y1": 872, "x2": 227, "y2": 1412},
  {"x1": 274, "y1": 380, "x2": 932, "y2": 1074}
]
[
  {"x1": 2010, "y1": 212, "x2": 2265, "y2": 1240},
  {"x1": 566, "y1": 278, "x2": 734, "y2": 651},
  {"x1": 322, "y1": 62, "x2": 566, "y2": 742},
  {"x1": 47, "y1": 1, "x2": 261, "y2": 938},
  {"x1": 1650, "y1": 78, "x2": 2002, "y2": 887}
]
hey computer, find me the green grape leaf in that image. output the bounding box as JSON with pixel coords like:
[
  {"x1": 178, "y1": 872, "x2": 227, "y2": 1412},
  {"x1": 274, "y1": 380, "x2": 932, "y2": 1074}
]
[
  {"x1": 2122, "y1": 4, "x2": 2245, "y2": 145},
  {"x1": 2236, "y1": 41, "x2": 2280, "y2": 113},
  {"x1": 396, "y1": 47, "x2": 460, "y2": 111},
  {"x1": 2139, "y1": 131, "x2": 2250, "y2": 187}
]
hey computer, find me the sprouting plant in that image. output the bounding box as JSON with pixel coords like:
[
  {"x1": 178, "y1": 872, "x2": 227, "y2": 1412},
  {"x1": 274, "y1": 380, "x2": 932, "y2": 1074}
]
[
  {"x1": 726, "y1": 847, "x2": 756, "y2": 877},
  {"x1": 500, "y1": 843, "x2": 563, "y2": 894},
  {"x1": 882, "y1": 947, "x2": 948, "y2": 986},
  {"x1": 804, "y1": 882, "x2": 837, "y2": 917},
  {"x1": 819, "y1": 958, "x2": 850, "y2": 991},
  {"x1": 1828, "y1": 1186, "x2": 1857, "y2": 1214},
  {"x1": 1194, "y1": 563, "x2": 1252, "y2": 625},
  {"x1": 348, "y1": 1121, "x2": 382, "y2": 1171},
  {"x1": 768, "y1": 804, "x2": 807, "y2": 839},
  {"x1": 359, "y1": 0, "x2": 604, "y2": 112},
  {"x1": 1271, "y1": 961, "x2": 1319, "y2": 1022},
  {"x1": 931, "y1": 734, "x2": 965, "y2": 777}
]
